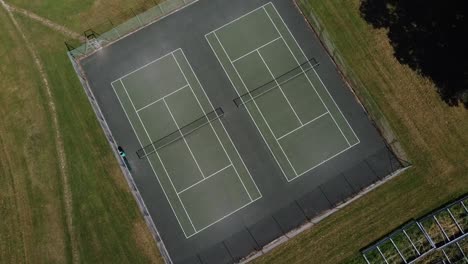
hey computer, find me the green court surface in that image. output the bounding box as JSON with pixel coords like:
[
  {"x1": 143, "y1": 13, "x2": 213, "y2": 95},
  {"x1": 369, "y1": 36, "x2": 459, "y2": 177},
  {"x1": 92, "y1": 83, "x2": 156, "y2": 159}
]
[
  {"x1": 111, "y1": 49, "x2": 261, "y2": 238},
  {"x1": 206, "y1": 2, "x2": 360, "y2": 182}
]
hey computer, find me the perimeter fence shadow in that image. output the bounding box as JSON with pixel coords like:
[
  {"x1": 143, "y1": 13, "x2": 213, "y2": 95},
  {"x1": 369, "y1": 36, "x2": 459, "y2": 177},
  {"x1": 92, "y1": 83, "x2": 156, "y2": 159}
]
[
  {"x1": 65, "y1": 0, "x2": 196, "y2": 60},
  {"x1": 180, "y1": 145, "x2": 410, "y2": 264}
]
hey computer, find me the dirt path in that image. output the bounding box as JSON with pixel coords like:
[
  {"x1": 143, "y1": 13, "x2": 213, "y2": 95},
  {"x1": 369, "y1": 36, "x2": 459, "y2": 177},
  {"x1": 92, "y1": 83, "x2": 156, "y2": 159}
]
[
  {"x1": 0, "y1": 1, "x2": 80, "y2": 263},
  {"x1": 3, "y1": 1, "x2": 82, "y2": 40}
]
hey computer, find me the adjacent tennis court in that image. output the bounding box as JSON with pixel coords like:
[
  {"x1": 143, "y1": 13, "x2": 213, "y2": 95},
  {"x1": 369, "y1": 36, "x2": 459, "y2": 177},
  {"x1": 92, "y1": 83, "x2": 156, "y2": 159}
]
[
  {"x1": 206, "y1": 2, "x2": 360, "y2": 181},
  {"x1": 111, "y1": 49, "x2": 261, "y2": 238}
]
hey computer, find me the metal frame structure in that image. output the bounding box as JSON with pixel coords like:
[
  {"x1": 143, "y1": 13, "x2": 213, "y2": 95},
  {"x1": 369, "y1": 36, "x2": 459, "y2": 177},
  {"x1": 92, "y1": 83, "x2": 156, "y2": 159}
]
[{"x1": 362, "y1": 195, "x2": 468, "y2": 264}]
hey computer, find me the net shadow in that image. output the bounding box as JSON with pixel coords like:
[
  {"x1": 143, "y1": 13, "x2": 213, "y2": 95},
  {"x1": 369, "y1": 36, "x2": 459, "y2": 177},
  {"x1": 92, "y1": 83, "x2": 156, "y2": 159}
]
[
  {"x1": 233, "y1": 58, "x2": 319, "y2": 107},
  {"x1": 136, "y1": 107, "x2": 224, "y2": 158}
]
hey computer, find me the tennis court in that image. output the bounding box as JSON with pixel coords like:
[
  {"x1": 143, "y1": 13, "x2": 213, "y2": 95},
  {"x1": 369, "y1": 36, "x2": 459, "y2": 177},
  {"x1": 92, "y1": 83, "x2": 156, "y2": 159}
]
[
  {"x1": 111, "y1": 49, "x2": 261, "y2": 238},
  {"x1": 206, "y1": 3, "x2": 360, "y2": 181},
  {"x1": 76, "y1": 0, "x2": 405, "y2": 262}
]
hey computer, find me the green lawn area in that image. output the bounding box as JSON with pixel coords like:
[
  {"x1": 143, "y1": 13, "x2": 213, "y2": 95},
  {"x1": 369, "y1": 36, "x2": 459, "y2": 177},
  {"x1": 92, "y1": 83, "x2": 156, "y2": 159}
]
[
  {"x1": 0, "y1": 0, "x2": 466, "y2": 263},
  {"x1": 251, "y1": 0, "x2": 468, "y2": 263},
  {"x1": 0, "y1": 1, "x2": 162, "y2": 263}
]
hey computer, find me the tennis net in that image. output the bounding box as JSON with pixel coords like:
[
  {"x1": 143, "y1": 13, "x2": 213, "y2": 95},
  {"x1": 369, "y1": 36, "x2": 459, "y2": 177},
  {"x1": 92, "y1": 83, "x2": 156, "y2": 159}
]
[
  {"x1": 233, "y1": 58, "x2": 319, "y2": 107},
  {"x1": 136, "y1": 107, "x2": 224, "y2": 158}
]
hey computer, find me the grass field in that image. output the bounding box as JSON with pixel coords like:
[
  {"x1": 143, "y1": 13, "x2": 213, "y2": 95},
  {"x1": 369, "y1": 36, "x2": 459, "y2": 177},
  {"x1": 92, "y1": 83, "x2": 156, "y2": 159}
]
[
  {"x1": 0, "y1": 0, "x2": 466, "y2": 263},
  {"x1": 0, "y1": 0, "x2": 162, "y2": 263}
]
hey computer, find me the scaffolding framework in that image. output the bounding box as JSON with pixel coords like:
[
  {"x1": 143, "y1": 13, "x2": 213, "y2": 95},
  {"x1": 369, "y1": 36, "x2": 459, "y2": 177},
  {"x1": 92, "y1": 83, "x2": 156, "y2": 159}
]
[{"x1": 362, "y1": 195, "x2": 468, "y2": 264}]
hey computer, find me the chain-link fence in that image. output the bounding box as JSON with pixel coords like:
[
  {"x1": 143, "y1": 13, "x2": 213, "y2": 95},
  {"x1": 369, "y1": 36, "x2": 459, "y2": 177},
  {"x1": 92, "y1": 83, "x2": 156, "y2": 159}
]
[{"x1": 65, "y1": 0, "x2": 197, "y2": 60}]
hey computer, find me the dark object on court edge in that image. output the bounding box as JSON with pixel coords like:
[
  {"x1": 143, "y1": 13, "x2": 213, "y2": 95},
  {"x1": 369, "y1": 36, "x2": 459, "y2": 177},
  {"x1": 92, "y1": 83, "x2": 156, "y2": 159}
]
[
  {"x1": 118, "y1": 146, "x2": 126, "y2": 157},
  {"x1": 118, "y1": 146, "x2": 131, "y2": 170}
]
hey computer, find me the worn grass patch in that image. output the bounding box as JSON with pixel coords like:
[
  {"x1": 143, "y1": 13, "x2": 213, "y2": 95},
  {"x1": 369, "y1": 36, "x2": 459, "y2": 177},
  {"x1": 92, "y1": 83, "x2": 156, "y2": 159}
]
[
  {"x1": 252, "y1": 0, "x2": 468, "y2": 263},
  {"x1": 7, "y1": 0, "x2": 149, "y2": 31},
  {"x1": 0, "y1": 6, "x2": 69, "y2": 263},
  {"x1": 0, "y1": 1, "x2": 162, "y2": 263}
]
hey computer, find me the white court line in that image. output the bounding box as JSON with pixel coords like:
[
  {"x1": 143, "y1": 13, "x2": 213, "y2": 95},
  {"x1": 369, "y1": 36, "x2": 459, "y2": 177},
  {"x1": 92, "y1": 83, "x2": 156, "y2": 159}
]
[
  {"x1": 120, "y1": 48, "x2": 264, "y2": 239},
  {"x1": 268, "y1": 3, "x2": 360, "y2": 145},
  {"x1": 206, "y1": 4, "x2": 267, "y2": 37},
  {"x1": 171, "y1": 50, "x2": 253, "y2": 201},
  {"x1": 208, "y1": 3, "x2": 360, "y2": 182},
  {"x1": 112, "y1": 46, "x2": 263, "y2": 239},
  {"x1": 112, "y1": 80, "x2": 195, "y2": 237},
  {"x1": 136, "y1": 84, "x2": 189, "y2": 112},
  {"x1": 263, "y1": 3, "x2": 361, "y2": 181},
  {"x1": 162, "y1": 99, "x2": 206, "y2": 179},
  {"x1": 148, "y1": 113, "x2": 223, "y2": 153},
  {"x1": 206, "y1": 31, "x2": 288, "y2": 179},
  {"x1": 257, "y1": 50, "x2": 303, "y2": 125},
  {"x1": 111, "y1": 52, "x2": 174, "y2": 83},
  {"x1": 232, "y1": 37, "x2": 281, "y2": 62},
  {"x1": 177, "y1": 164, "x2": 232, "y2": 195},
  {"x1": 191, "y1": 195, "x2": 260, "y2": 238},
  {"x1": 276, "y1": 112, "x2": 329, "y2": 140},
  {"x1": 238, "y1": 68, "x2": 308, "y2": 106},
  {"x1": 177, "y1": 49, "x2": 263, "y2": 198},
  {"x1": 288, "y1": 141, "x2": 357, "y2": 180},
  {"x1": 213, "y1": 32, "x2": 299, "y2": 177},
  {"x1": 123, "y1": 82, "x2": 198, "y2": 232},
  {"x1": 169, "y1": 49, "x2": 263, "y2": 238},
  {"x1": 173, "y1": 49, "x2": 264, "y2": 237},
  {"x1": 263, "y1": 6, "x2": 351, "y2": 148}
]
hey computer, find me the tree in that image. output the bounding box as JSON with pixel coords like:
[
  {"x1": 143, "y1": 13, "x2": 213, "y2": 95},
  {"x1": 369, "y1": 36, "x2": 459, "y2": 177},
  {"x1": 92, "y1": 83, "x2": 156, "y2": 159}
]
[{"x1": 360, "y1": 0, "x2": 468, "y2": 107}]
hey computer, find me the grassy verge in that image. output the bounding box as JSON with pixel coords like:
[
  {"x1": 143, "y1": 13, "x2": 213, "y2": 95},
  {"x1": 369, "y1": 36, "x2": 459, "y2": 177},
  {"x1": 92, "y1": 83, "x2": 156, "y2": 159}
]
[
  {"x1": 252, "y1": 0, "x2": 468, "y2": 263},
  {"x1": 0, "y1": 1, "x2": 162, "y2": 263}
]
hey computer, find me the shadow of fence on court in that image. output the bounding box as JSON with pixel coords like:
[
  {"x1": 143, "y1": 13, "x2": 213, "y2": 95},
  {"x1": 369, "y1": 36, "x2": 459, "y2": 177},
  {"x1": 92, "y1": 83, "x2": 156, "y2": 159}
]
[
  {"x1": 65, "y1": 0, "x2": 197, "y2": 61},
  {"x1": 180, "y1": 146, "x2": 411, "y2": 264}
]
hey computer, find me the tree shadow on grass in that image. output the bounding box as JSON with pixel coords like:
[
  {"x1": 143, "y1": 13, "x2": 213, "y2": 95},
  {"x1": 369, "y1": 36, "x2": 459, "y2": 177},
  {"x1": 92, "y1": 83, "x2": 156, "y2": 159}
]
[{"x1": 360, "y1": 0, "x2": 468, "y2": 108}]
